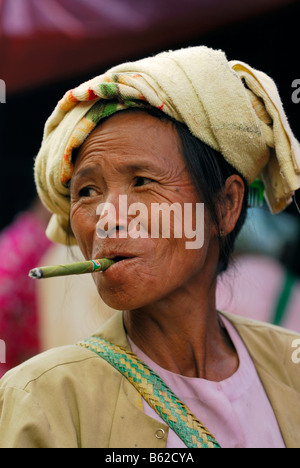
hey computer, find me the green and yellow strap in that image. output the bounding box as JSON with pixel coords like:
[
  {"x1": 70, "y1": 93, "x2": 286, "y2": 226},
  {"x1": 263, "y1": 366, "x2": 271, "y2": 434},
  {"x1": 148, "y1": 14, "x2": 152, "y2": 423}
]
[{"x1": 77, "y1": 336, "x2": 221, "y2": 449}]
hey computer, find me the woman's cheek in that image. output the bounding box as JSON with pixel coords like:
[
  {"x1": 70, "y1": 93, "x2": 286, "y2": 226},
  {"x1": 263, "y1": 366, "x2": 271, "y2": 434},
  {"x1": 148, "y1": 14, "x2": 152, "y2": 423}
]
[{"x1": 70, "y1": 204, "x2": 97, "y2": 259}]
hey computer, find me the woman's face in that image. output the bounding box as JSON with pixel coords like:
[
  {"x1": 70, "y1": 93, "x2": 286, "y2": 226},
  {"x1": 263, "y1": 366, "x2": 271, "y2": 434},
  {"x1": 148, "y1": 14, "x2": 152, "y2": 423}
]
[{"x1": 70, "y1": 111, "x2": 219, "y2": 310}]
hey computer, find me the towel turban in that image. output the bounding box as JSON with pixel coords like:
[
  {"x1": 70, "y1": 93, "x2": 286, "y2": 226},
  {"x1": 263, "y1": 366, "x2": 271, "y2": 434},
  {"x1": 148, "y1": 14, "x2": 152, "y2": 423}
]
[{"x1": 34, "y1": 46, "x2": 300, "y2": 245}]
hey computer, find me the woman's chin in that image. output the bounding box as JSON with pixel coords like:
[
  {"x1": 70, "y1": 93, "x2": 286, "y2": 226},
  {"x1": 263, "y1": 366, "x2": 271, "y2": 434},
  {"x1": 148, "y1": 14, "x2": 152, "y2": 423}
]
[{"x1": 96, "y1": 285, "x2": 150, "y2": 312}]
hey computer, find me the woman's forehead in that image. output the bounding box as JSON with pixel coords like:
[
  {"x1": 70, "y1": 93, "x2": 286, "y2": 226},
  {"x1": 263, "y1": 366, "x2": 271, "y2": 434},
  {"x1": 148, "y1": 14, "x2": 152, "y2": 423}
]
[{"x1": 73, "y1": 110, "x2": 183, "y2": 172}]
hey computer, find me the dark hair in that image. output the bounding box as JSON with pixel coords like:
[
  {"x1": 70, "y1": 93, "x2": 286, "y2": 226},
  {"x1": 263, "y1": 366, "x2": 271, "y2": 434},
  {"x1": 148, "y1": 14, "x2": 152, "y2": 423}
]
[
  {"x1": 175, "y1": 120, "x2": 248, "y2": 273},
  {"x1": 132, "y1": 106, "x2": 248, "y2": 273},
  {"x1": 70, "y1": 106, "x2": 248, "y2": 273}
]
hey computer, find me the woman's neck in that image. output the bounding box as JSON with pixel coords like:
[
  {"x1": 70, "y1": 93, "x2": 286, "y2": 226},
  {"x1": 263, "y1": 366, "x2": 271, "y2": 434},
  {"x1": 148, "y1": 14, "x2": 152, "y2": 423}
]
[{"x1": 123, "y1": 279, "x2": 239, "y2": 381}]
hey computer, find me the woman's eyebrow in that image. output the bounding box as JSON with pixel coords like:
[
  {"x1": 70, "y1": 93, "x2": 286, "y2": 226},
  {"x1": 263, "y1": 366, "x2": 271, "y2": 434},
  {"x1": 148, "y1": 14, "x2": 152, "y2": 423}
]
[
  {"x1": 125, "y1": 162, "x2": 161, "y2": 173},
  {"x1": 72, "y1": 165, "x2": 100, "y2": 181},
  {"x1": 73, "y1": 161, "x2": 163, "y2": 180}
]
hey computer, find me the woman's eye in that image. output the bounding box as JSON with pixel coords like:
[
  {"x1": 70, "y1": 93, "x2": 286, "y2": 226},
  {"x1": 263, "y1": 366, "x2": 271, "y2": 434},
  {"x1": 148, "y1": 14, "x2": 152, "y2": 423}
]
[
  {"x1": 135, "y1": 177, "x2": 153, "y2": 187},
  {"x1": 78, "y1": 187, "x2": 98, "y2": 198}
]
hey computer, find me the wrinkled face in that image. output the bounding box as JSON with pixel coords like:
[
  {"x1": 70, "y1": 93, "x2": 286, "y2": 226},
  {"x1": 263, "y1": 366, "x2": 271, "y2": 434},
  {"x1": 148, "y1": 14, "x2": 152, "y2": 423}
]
[{"x1": 70, "y1": 111, "x2": 219, "y2": 310}]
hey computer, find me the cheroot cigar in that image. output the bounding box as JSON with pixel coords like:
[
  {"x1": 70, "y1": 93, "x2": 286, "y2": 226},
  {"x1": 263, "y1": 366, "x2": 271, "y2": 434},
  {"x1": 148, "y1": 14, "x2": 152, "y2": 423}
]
[{"x1": 29, "y1": 258, "x2": 115, "y2": 279}]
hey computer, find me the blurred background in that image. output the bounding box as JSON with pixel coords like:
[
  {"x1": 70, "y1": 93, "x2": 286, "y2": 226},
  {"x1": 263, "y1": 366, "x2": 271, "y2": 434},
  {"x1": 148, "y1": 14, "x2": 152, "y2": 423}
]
[{"x1": 0, "y1": 0, "x2": 299, "y2": 375}]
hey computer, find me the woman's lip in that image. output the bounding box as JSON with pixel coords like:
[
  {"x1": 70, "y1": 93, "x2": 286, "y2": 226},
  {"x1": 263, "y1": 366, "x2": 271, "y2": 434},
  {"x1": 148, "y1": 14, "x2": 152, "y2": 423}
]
[
  {"x1": 100, "y1": 256, "x2": 139, "y2": 275},
  {"x1": 109, "y1": 256, "x2": 137, "y2": 265},
  {"x1": 97, "y1": 254, "x2": 137, "y2": 261},
  {"x1": 94, "y1": 255, "x2": 139, "y2": 268}
]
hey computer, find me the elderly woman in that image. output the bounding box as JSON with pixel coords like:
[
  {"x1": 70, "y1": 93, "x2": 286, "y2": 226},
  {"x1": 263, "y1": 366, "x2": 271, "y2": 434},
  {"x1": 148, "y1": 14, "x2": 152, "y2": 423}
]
[{"x1": 0, "y1": 46, "x2": 300, "y2": 449}]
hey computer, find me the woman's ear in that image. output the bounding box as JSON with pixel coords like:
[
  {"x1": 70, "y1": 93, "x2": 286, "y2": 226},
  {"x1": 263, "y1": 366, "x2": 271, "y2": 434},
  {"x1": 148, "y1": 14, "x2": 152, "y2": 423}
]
[{"x1": 218, "y1": 175, "x2": 245, "y2": 236}]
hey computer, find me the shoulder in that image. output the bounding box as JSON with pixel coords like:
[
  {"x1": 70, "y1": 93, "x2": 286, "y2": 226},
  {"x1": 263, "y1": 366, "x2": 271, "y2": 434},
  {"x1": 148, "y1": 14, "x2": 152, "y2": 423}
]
[
  {"x1": 222, "y1": 311, "x2": 300, "y2": 342},
  {"x1": 0, "y1": 344, "x2": 123, "y2": 448},
  {"x1": 1, "y1": 311, "x2": 126, "y2": 392},
  {"x1": 222, "y1": 311, "x2": 300, "y2": 390},
  {"x1": 0, "y1": 311, "x2": 127, "y2": 402},
  {"x1": 0, "y1": 343, "x2": 119, "y2": 392}
]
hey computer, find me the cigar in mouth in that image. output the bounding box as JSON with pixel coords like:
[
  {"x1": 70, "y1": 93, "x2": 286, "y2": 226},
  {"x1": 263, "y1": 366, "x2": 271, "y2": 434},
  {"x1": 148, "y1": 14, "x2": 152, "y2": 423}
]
[{"x1": 28, "y1": 258, "x2": 115, "y2": 279}]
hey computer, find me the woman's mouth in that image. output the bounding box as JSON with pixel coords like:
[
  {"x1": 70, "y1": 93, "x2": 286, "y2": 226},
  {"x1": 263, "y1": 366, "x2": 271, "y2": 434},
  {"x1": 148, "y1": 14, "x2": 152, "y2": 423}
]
[
  {"x1": 100, "y1": 254, "x2": 139, "y2": 270},
  {"x1": 110, "y1": 256, "x2": 131, "y2": 263},
  {"x1": 97, "y1": 255, "x2": 139, "y2": 281}
]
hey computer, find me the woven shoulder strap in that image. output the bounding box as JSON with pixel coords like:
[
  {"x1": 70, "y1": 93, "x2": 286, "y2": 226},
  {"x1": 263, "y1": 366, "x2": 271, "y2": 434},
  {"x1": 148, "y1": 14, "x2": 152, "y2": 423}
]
[{"x1": 77, "y1": 336, "x2": 220, "y2": 449}]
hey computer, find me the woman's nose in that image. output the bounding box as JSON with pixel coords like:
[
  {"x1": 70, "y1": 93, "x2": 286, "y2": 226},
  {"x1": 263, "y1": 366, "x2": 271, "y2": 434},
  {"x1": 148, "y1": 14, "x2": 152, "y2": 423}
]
[{"x1": 96, "y1": 194, "x2": 128, "y2": 238}]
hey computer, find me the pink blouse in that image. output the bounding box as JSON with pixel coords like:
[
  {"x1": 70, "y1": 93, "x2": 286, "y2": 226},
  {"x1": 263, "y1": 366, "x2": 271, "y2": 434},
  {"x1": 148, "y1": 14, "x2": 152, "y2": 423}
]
[{"x1": 128, "y1": 315, "x2": 285, "y2": 448}]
